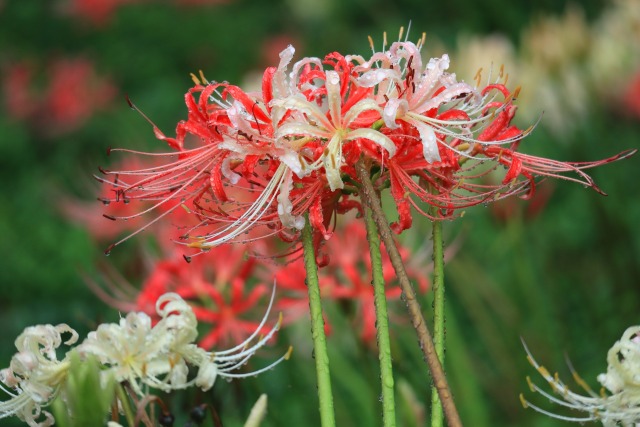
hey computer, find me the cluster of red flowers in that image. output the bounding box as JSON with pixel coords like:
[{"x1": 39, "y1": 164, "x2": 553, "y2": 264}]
[
  {"x1": 98, "y1": 36, "x2": 632, "y2": 254},
  {"x1": 2, "y1": 58, "x2": 116, "y2": 136},
  {"x1": 83, "y1": 35, "x2": 634, "y2": 348}
]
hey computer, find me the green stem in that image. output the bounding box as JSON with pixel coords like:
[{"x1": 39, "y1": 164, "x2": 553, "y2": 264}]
[
  {"x1": 116, "y1": 383, "x2": 136, "y2": 427},
  {"x1": 301, "y1": 214, "x2": 336, "y2": 427},
  {"x1": 364, "y1": 206, "x2": 397, "y2": 427},
  {"x1": 354, "y1": 158, "x2": 463, "y2": 427},
  {"x1": 430, "y1": 218, "x2": 446, "y2": 427}
]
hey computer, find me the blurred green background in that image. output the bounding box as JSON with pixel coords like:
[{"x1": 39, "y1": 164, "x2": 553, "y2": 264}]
[{"x1": 1, "y1": 0, "x2": 638, "y2": 426}]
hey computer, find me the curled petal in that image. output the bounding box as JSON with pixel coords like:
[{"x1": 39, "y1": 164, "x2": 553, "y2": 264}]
[
  {"x1": 277, "y1": 169, "x2": 305, "y2": 230},
  {"x1": 382, "y1": 98, "x2": 409, "y2": 129}
]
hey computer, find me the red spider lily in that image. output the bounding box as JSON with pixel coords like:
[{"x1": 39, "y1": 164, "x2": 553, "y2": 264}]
[
  {"x1": 2, "y1": 58, "x2": 116, "y2": 136},
  {"x1": 98, "y1": 49, "x2": 370, "y2": 253},
  {"x1": 356, "y1": 44, "x2": 636, "y2": 231},
  {"x1": 99, "y1": 37, "x2": 634, "y2": 255},
  {"x1": 91, "y1": 239, "x2": 270, "y2": 349}
]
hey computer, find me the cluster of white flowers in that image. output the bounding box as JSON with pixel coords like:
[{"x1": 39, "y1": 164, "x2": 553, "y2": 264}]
[
  {"x1": 521, "y1": 326, "x2": 640, "y2": 426},
  {"x1": 0, "y1": 324, "x2": 77, "y2": 427},
  {"x1": 453, "y1": 0, "x2": 640, "y2": 136},
  {"x1": 0, "y1": 290, "x2": 288, "y2": 427}
]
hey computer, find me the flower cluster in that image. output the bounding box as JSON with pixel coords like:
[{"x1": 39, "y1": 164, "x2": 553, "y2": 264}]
[
  {"x1": 0, "y1": 324, "x2": 77, "y2": 427},
  {"x1": 0, "y1": 292, "x2": 288, "y2": 427},
  {"x1": 98, "y1": 35, "x2": 632, "y2": 255},
  {"x1": 521, "y1": 326, "x2": 640, "y2": 426}
]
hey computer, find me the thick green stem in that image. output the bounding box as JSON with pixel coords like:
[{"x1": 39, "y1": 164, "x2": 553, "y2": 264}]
[
  {"x1": 430, "y1": 218, "x2": 446, "y2": 427},
  {"x1": 364, "y1": 206, "x2": 397, "y2": 427},
  {"x1": 301, "y1": 214, "x2": 336, "y2": 427},
  {"x1": 355, "y1": 158, "x2": 463, "y2": 427},
  {"x1": 116, "y1": 383, "x2": 135, "y2": 427}
]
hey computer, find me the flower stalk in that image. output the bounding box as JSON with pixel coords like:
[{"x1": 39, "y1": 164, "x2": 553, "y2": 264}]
[
  {"x1": 301, "y1": 214, "x2": 336, "y2": 427},
  {"x1": 116, "y1": 384, "x2": 136, "y2": 427},
  {"x1": 430, "y1": 213, "x2": 446, "y2": 427},
  {"x1": 355, "y1": 158, "x2": 462, "y2": 427},
  {"x1": 364, "y1": 205, "x2": 397, "y2": 427}
]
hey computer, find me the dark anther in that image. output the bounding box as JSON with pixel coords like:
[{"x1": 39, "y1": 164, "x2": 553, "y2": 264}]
[
  {"x1": 104, "y1": 243, "x2": 115, "y2": 256},
  {"x1": 251, "y1": 101, "x2": 263, "y2": 136},
  {"x1": 238, "y1": 130, "x2": 253, "y2": 142},
  {"x1": 98, "y1": 166, "x2": 109, "y2": 174},
  {"x1": 183, "y1": 254, "x2": 192, "y2": 263},
  {"x1": 103, "y1": 214, "x2": 117, "y2": 221},
  {"x1": 190, "y1": 404, "x2": 207, "y2": 423},
  {"x1": 158, "y1": 412, "x2": 175, "y2": 427},
  {"x1": 125, "y1": 94, "x2": 135, "y2": 109}
]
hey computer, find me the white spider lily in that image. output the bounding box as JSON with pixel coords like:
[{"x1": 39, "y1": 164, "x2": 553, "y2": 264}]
[
  {"x1": 77, "y1": 288, "x2": 288, "y2": 395},
  {"x1": 0, "y1": 324, "x2": 77, "y2": 427},
  {"x1": 521, "y1": 327, "x2": 640, "y2": 426}
]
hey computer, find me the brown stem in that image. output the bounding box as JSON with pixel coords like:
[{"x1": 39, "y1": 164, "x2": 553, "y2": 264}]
[{"x1": 355, "y1": 158, "x2": 463, "y2": 427}]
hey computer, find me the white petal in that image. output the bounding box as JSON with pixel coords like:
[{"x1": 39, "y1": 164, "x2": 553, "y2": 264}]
[
  {"x1": 342, "y1": 98, "x2": 382, "y2": 128},
  {"x1": 222, "y1": 156, "x2": 242, "y2": 185},
  {"x1": 272, "y1": 45, "x2": 295, "y2": 99},
  {"x1": 276, "y1": 169, "x2": 304, "y2": 229},
  {"x1": 410, "y1": 118, "x2": 441, "y2": 163},
  {"x1": 382, "y1": 98, "x2": 409, "y2": 129},
  {"x1": 344, "y1": 128, "x2": 397, "y2": 158},
  {"x1": 410, "y1": 54, "x2": 451, "y2": 106},
  {"x1": 271, "y1": 95, "x2": 332, "y2": 130},
  {"x1": 195, "y1": 361, "x2": 218, "y2": 391},
  {"x1": 325, "y1": 70, "x2": 342, "y2": 128},
  {"x1": 278, "y1": 150, "x2": 306, "y2": 177},
  {"x1": 413, "y1": 82, "x2": 476, "y2": 114},
  {"x1": 357, "y1": 68, "x2": 400, "y2": 87},
  {"x1": 276, "y1": 121, "x2": 329, "y2": 140},
  {"x1": 323, "y1": 133, "x2": 344, "y2": 191},
  {"x1": 389, "y1": 41, "x2": 423, "y2": 71}
]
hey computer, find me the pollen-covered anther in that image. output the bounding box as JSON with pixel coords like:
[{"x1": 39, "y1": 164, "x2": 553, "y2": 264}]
[
  {"x1": 284, "y1": 346, "x2": 293, "y2": 360},
  {"x1": 513, "y1": 86, "x2": 522, "y2": 100},
  {"x1": 526, "y1": 376, "x2": 536, "y2": 392},
  {"x1": 474, "y1": 67, "x2": 483, "y2": 87}
]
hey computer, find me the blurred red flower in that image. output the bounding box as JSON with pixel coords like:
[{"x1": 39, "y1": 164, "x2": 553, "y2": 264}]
[
  {"x1": 2, "y1": 57, "x2": 116, "y2": 136},
  {"x1": 623, "y1": 68, "x2": 640, "y2": 119}
]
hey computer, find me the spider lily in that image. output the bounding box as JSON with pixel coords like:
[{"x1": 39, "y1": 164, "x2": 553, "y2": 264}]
[{"x1": 521, "y1": 326, "x2": 640, "y2": 426}]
